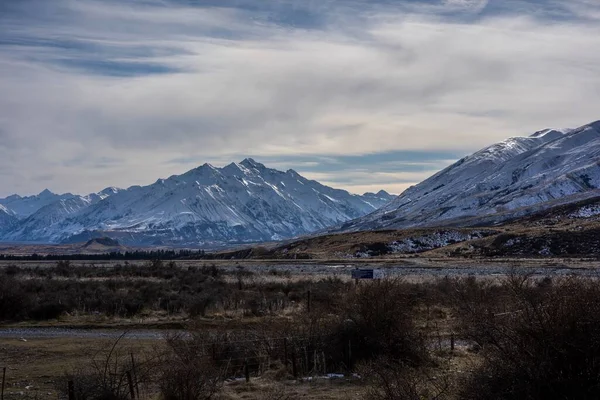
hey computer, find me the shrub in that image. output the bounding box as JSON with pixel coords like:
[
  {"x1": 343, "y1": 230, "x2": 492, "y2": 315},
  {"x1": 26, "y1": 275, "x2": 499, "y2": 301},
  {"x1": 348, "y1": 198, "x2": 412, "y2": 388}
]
[
  {"x1": 61, "y1": 334, "x2": 148, "y2": 400},
  {"x1": 187, "y1": 293, "x2": 215, "y2": 318},
  {"x1": 360, "y1": 357, "x2": 449, "y2": 400},
  {"x1": 30, "y1": 301, "x2": 68, "y2": 320},
  {"x1": 159, "y1": 334, "x2": 224, "y2": 400},
  {"x1": 0, "y1": 274, "x2": 31, "y2": 320},
  {"x1": 459, "y1": 275, "x2": 600, "y2": 400},
  {"x1": 340, "y1": 278, "x2": 427, "y2": 367}
]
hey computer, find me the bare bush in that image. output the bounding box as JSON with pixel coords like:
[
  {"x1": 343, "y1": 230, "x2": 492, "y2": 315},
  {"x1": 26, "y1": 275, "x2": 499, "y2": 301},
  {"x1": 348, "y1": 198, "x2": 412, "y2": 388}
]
[
  {"x1": 61, "y1": 334, "x2": 152, "y2": 400},
  {"x1": 458, "y1": 275, "x2": 600, "y2": 399},
  {"x1": 341, "y1": 278, "x2": 427, "y2": 367},
  {"x1": 360, "y1": 357, "x2": 449, "y2": 400},
  {"x1": 0, "y1": 273, "x2": 31, "y2": 320},
  {"x1": 158, "y1": 334, "x2": 225, "y2": 400}
]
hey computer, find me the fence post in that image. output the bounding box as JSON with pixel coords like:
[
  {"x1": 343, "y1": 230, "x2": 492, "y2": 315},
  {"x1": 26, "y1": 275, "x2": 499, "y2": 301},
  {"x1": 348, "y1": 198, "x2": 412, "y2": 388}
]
[
  {"x1": 292, "y1": 349, "x2": 298, "y2": 378},
  {"x1": 322, "y1": 351, "x2": 327, "y2": 375},
  {"x1": 67, "y1": 380, "x2": 75, "y2": 400},
  {"x1": 126, "y1": 371, "x2": 135, "y2": 400},
  {"x1": 1, "y1": 367, "x2": 6, "y2": 400},
  {"x1": 244, "y1": 361, "x2": 250, "y2": 383},
  {"x1": 130, "y1": 353, "x2": 140, "y2": 400},
  {"x1": 304, "y1": 346, "x2": 308, "y2": 377},
  {"x1": 347, "y1": 340, "x2": 353, "y2": 371}
]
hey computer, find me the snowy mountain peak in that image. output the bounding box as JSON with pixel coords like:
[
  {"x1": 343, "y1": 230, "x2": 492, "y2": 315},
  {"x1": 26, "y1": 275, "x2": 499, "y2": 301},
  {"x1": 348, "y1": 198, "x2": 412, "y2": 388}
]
[
  {"x1": 566, "y1": 120, "x2": 600, "y2": 138},
  {"x1": 586, "y1": 120, "x2": 600, "y2": 131},
  {"x1": 38, "y1": 189, "x2": 55, "y2": 197},
  {"x1": 222, "y1": 162, "x2": 248, "y2": 176},
  {"x1": 196, "y1": 163, "x2": 217, "y2": 171},
  {"x1": 94, "y1": 187, "x2": 122, "y2": 201},
  {"x1": 0, "y1": 189, "x2": 72, "y2": 218},
  {"x1": 4, "y1": 194, "x2": 22, "y2": 201},
  {"x1": 362, "y1": 190, "x2": 393, "y2": 198},
  {"x1": 0, "y1": 161, "x2": 395, "y2": 245},
  {"x1": 240, "y1": 158, "x2": 265, "y2": 170},
  {"x1": 100, "y1": 187, "x2": 121, "y2": 195},
  {"x1": 530, "y1": 128, "x2": 568, "y2": 140},
  {"x1": 334, "y1": 118, "x2": 600, "y2": 233},
  {"x1": 181, "y1": 164, "x2": 220, "y2": 183}
]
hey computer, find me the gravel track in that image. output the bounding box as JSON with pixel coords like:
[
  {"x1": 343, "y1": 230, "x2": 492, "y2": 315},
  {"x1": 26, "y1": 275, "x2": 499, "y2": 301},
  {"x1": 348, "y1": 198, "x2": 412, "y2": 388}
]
[{"x1": 0, "y1": 327, "x2": 169, "y2": 339}]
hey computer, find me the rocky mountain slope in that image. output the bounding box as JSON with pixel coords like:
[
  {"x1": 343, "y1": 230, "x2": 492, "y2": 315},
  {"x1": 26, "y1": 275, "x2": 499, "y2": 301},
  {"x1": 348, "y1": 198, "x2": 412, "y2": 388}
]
[
  {"x1": 0, "y1": 159, "x2": 394, "y2": 246},
  {"x1": 228, "y1": 194, "x2": 600, "y2": 260},
  {"x1": 0, "y1": 205, "x2": 18, "y2": 235},
  {"x1": 334, "y1": 120, "x2": 600, "y2": 232}
]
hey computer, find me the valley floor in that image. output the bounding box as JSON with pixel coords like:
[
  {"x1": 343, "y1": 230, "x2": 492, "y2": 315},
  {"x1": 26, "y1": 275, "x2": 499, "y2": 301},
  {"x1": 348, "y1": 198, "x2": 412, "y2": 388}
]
[{"x1": 1, "y1": 258, "x2": 599, "y2": 399}]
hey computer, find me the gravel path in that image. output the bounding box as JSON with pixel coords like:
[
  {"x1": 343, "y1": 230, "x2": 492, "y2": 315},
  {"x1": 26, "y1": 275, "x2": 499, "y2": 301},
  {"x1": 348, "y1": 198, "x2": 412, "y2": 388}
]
[
  {"x1": 0, "y1": 327, "x2": 169, "y2": 339},
  {"x1": 233, "y1": 262, "x2": 600, "y2": 278}
]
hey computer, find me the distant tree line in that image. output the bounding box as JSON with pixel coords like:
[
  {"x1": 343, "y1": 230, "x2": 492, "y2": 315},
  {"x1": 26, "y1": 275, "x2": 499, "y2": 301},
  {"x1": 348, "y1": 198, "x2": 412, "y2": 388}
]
[{"x1": 0, "y1": 249, "x2": 210, "y2": 261}]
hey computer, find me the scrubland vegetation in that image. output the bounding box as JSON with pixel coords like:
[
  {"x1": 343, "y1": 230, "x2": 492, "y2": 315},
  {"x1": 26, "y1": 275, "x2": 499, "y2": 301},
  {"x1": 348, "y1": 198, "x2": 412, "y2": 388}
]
[{"x1": 2, "y1": 261, "x2": 600, "y2": 399}]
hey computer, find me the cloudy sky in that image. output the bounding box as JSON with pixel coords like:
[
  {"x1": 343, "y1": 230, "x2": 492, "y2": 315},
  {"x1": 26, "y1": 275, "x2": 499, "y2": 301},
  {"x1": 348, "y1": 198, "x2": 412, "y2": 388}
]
[{"x1": 1, "y1": 0, "x2": 599, "y2": 197}]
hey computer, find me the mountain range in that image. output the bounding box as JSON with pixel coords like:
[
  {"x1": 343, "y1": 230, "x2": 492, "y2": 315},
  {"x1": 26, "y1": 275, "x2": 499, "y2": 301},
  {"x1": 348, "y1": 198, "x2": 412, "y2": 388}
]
[
  {"x1": 2, "y1": 119, "x2": 600, "y2": 248},
  {"x1": 334, "y1": 120, "x2": 600, "y2": 232},
  {"x1": 0, "y1": 159, "x2": 394, "y2": 246}
]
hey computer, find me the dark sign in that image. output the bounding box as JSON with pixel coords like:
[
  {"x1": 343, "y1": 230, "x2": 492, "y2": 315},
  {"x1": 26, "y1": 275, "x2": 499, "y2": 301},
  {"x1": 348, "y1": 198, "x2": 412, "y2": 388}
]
[{"x1": 351, "y1": 269, "x2": 384, "y2": 280}]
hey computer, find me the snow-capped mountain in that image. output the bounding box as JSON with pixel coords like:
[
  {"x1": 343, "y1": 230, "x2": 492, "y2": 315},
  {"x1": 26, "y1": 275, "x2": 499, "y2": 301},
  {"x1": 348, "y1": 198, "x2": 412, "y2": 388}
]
[
  {"x1": 360, "y1": 190, "x2": 396, "y2": 208},
  {"x1": 4, "y1": 189, "x2": 121, "y2": 242},
  {"x1": 335, "y1": 120, "x2": 600, "y2": 232},
  {"x1": 1, "y1": 159, "x2": 394, "y2": 245},
  {"x1": 0, "y1": 189, "x2": 74, "y2": 218}
]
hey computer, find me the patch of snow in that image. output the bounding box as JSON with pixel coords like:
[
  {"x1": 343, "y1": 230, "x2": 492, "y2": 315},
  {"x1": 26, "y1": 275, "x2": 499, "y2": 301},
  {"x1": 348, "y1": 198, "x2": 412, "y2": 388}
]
[
  {"x1": 504, "y1": 238, "x2": 521, "y2": 247},
  {"x1": 569, "y1": 205, "x2": 600, "y2": 219},
  {"x1": 389, "y1": 230, "x2": 487, "y2": 254}
]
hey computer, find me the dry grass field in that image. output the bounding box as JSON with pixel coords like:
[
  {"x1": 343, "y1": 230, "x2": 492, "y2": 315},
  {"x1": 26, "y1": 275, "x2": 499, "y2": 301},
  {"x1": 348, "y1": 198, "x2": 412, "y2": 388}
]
[
  {"x1": 3, "y1": 257, "x2": 600, "y2": 399},
  {"x1": 0, "y1": 329, "x2": 480, "y2": 400},
  {"x1": 0, "y1": 333, "x2": 369, "y2": 400}
]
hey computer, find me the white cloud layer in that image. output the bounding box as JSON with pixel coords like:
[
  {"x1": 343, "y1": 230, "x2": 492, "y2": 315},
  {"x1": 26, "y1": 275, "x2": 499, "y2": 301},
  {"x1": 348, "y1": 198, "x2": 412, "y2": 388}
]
[{"x1": 0, "y1": 0, "x2": 599, "y2": 196}]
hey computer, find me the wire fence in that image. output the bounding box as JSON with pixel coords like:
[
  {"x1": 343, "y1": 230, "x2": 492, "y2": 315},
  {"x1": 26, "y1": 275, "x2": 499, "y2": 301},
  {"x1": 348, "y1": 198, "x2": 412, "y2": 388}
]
[{"x1": 41, "y1": 331, "x2": 359, "y2": 400}]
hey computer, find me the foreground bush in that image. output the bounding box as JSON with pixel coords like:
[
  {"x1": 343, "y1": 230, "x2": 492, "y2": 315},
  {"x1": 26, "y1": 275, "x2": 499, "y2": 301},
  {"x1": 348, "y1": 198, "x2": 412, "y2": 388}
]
[
  {"x1": 360, "y1": 357, "x2": 449, "y2": 400},
  {"x1": 63, "y1": 335, "x2": 152, "y2": 400},
  {"x1": 458, "y1": 275, "x2": 600, "y2": 400},
  {"x1": 341, "y1": 278, "x2": 427, "y2": 367},
  {"x1": 159, "y1": 334, "x2": 224, "y2": 400},
  {"x1": 0, "y1": 274, "x2": 31, "y2": 320}
]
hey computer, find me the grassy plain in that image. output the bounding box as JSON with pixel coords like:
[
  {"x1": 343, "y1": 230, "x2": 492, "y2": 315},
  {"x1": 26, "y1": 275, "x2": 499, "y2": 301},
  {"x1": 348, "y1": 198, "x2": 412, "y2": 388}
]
[{"x1": 2, "y1": 255, "x2": 600, "y2": 400}]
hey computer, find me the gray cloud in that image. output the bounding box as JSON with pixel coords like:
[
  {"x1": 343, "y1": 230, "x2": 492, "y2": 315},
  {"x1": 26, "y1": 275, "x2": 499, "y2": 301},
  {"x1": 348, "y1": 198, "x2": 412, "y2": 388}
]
[{"x1": 0, "y1": 0, "x2": 599, "y2": 196}]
